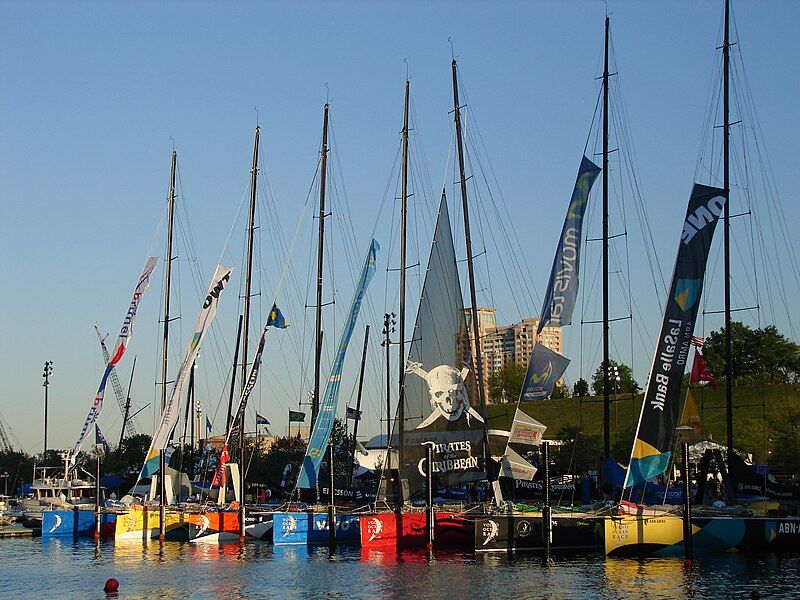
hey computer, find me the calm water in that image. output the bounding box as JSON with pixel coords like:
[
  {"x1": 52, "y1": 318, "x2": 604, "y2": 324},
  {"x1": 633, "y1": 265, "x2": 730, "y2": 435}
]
[{"x1": 0, "y1": 537, "x2": 797, "y2": 599}]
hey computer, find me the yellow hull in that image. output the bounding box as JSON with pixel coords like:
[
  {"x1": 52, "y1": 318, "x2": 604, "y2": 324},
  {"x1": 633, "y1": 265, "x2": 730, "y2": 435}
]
[
  {"x1": 114, "y1": 507, "x2": 190, "y2": 542},
  {"x1": 605, "y1": 515, "x2": 687, "y2": 555}
]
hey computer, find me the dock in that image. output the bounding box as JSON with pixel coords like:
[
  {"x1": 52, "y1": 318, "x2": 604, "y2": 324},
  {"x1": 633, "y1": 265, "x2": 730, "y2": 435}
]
[{"x1": 0, "y1": 527, "x2": 37, "y2": 539}]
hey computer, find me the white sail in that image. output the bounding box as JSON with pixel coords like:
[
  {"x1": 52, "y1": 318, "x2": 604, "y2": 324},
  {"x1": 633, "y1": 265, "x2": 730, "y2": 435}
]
[{"x1": 141, "y1": 264, "x2": 233, "y2": 478}]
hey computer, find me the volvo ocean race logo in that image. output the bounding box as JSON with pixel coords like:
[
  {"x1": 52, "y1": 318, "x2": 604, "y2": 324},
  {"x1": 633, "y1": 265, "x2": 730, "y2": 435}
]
[
  {"x1": 366, "y1": 517, "x2": 383, "y2": 542},
  {"x1": 482, "y1": 520, "x2": 499, "y2": 546},
  {"x1": 281, "y1": 514, "x2": 298, "y2": 537},
  {"x1": 48, "y1": 513, "x2": 63, "y2": 534}
]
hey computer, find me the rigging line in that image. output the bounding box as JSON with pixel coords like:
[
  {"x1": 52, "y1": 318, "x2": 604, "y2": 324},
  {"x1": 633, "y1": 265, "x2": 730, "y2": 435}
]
[{"x1": 456, "y1": 77, "x2": 539, "y2": 309}]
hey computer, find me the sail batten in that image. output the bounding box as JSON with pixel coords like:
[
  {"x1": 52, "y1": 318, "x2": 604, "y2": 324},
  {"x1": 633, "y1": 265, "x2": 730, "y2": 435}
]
[{"x1": 625, "y1": 184, "x2": 726, "y2": 488}]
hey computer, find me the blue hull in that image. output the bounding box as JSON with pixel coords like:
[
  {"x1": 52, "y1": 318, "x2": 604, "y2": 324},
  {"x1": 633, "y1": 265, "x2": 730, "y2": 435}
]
[
  {"x1": 42, "y1": 510, "x2": 116, "y2": 538},
  {"x1": 272, "y1": 512, "x2": 360, "y2": 545}
]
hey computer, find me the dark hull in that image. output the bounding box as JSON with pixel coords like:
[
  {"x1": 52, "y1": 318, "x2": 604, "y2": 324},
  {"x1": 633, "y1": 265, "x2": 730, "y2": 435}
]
[{"x1": 475, "y1": 513, "x2": 604, "y2": 553}]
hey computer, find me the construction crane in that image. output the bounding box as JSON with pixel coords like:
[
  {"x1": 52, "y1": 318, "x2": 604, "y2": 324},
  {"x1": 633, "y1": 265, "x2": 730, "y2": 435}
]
[
  {"x1": 94, "y1": 323, "x2": 138, "y2": 438},
  {"x1": 0, "y1": 412, "x2": 14, "y2": 452}
]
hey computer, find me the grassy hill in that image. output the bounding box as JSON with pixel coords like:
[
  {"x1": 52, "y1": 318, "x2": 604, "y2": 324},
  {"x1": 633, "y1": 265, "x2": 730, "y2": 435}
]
[{"x1": 486, "y1": 384, "x2": 800, "y2": 463}]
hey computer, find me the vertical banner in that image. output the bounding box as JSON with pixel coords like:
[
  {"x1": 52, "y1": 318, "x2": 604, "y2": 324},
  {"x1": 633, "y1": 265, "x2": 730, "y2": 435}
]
[
  {"x1": 538, "y1": 156, "x2": 601, "y2": 332},
  {"x1": 224, "y1": 303, "x2": 288, "y2": 455},
  {"x1": 626, "y1": 184, "x2": 726, "y2": 488},
  {"x1": 141, "y1": 264, "x2": 233, "y2": 478},
  {"x1": 520, "y1": 342, "x2": 570, "y2": 401},
  {"x1": 297, "y1": 239, "x2": 379, "y2": 489},
  {"x1": 72, "y1": 257, "x2": 159, "y2": 454}
]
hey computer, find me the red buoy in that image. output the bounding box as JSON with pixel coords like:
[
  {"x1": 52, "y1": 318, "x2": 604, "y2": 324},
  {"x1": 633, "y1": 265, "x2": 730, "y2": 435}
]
[{"x1": 104, "y1": 578, "x2": 119, "y2": 594}]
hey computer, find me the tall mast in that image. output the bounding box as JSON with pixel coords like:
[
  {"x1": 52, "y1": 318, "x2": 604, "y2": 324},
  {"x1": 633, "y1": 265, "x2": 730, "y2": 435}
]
[
  {"x1": 723, "y1": 0, "x2": 733, "y2": 458},
  {"x1": 602, "y1": 16, "x2": 611, "y2": 460},
  {"x1": 451, "y1": 60, "x2": 487, "y2": 416},
  {"x1": 398, "y1": 80, "x2": 410, "y2": 456},
  {"x1": 312, "y1": 103, "x2": 330, "y2": 430},
  {"x1": 161, "y1": 150, "x2": 177, "y2": 414},
  {"x1": 242, "y1": 126, "x2": 260, "y2": 394},
  {"x1": 239, "y1": 125, "x2": 259, "y2": 540},
  {"x1": 159, "y1": 149, "x2": 177, "y2": 540}
]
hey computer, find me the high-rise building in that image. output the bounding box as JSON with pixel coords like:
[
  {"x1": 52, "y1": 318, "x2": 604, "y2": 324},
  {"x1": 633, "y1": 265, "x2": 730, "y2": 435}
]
[{"x1": 457, "y1": 307, "x2": 562, "y2": 403}]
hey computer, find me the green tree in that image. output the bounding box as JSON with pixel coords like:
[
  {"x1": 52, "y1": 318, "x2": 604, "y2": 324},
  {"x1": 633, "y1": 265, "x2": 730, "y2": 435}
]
[
  {"x1": 488, "y1": 362, "x2": 526, "y2": 403},
  {"x1": 765, "y1": 402, "x2": 800, "y2": 474},
  {"x1": 551, "y1": 381, "x2": 569, "y2": 399},
  {"x1": 704, "y1": 323, "x2": 800, "y2": 386},
  {"x1": 572, "y1": 377, "x2": 589, "y2": 398},
  {"x1": 551, "y1": 425, "x2": 602, "y2": 474},
  {"x1": 592, "y1": 359, "x2": 638, "y2": 395}
]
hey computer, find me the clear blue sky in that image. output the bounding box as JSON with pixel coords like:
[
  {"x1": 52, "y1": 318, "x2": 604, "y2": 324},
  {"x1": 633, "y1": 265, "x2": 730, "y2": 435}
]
[{"x1": 1, "y1": 1, "x2": 798, "y2": 452}]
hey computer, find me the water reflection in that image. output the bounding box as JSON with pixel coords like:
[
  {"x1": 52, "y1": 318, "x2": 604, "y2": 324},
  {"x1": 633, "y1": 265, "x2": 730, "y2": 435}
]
[
  {"x1": 603, "y1": 557, "x2": 692, "y2": 600},
  {"x1": 6, "y1": 537, "x2": 800, "y2": 599}
]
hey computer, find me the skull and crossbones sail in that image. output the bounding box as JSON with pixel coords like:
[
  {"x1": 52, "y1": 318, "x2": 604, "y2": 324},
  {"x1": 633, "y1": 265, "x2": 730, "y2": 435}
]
[
  {"x1": 406, "y1": 361, "x2": 485, "y2": 428},
  {"x1": 380, "y1": 192, "x2": 486, "y2": 501}
]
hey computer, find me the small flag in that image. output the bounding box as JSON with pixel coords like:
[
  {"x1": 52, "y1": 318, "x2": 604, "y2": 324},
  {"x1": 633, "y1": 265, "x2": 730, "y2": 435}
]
[
  {"x1": 691, "y1": 336, "x2": 705, "y2": 348},
  {"x1": 256, "y1": 412, "x2": 270, "y2": 425},
  {"x1": 346, "y1": 406, "x2": 362, "y2": 421},
  {"x1": 94, "y1": 424, "x2": 111, "y2": 455},
  {"x1": 289, "y1": 410, "x2": 306, "y2": 423},
  {"x1": 267, "y1": 303, "x2": 288, "y2": 329},
  {"x1": 690, "y1": 349, "x2": 717, "y2": 391},
  {"x1": 206, "y1": 416, "x2": 213, "y2": 433},
  {"x1": 211, "y1": 444, "x2": 230, "y2": 488}
]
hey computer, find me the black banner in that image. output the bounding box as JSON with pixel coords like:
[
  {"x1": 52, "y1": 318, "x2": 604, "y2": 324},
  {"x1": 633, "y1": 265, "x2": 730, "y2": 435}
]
[{"x1": 627, "y1": 184, "x2": 726, "y2": 487}]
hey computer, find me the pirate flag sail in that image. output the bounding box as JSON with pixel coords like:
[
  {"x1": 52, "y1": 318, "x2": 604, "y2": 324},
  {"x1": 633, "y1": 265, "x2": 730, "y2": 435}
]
[{"x1": 387, "y1": 192, "x2": 487, "y2": 501}]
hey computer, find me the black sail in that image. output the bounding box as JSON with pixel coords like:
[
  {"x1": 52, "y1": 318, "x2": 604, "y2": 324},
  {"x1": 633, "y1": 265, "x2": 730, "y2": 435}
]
[{"x1": 390, "y1": 192, "x2": 486, "y2": 500}]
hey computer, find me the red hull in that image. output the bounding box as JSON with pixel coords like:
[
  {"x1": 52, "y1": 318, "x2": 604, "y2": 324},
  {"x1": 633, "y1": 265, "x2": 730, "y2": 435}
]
[{"x1": 359, "y1": 512, "x2": 474, "y2": 549}]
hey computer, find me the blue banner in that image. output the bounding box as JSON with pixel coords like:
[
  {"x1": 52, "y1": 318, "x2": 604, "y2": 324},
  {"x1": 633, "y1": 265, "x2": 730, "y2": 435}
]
[
  {"x1": 538, "y1": 156, "x2": 600, "y2": 333},
  {"x1": 520, "y1": 341, "x2": 571, "y2": 401},
  {"x1": 297, "y1": 238, "x2": 380, "y2": 489}
]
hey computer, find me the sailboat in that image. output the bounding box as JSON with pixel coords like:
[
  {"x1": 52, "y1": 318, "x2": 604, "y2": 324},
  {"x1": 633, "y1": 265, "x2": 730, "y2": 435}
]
[
  {"x1": 188, "y1": 125, "x2": 281, "y2": 544},
  {"x1": 360, "y1": 63, "x2": 493, "y2": 551},
  {"x1": 271, "y1": 102, "x2": 381, "y2": 547},
  {"x1": 115, "y1": 151, "x2": 235, "y2": 542},
  {"x1": 39, "y1": 250, "x2": 160, "y2": 539},
  {"x1": 474, "y1": 154, "x2": 603, "y2": 553},
  {"x1": 605, "y1": 0, "x2": 800, "y2": 556}
]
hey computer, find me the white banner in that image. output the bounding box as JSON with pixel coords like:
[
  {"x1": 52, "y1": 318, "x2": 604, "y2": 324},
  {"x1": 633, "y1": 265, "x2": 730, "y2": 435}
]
[
  {"x1": 72, "y1": 257, "x2": 159, "y2": 454},
  {"x1": 500, "y1": 446, "x2": 538, "y2": 481},
  {"x1": 508, "y1": 408, "x2": 547, "y2": 446},
  {"x1": 141, "y1": 264, "x2": 232, "y2": 477}
]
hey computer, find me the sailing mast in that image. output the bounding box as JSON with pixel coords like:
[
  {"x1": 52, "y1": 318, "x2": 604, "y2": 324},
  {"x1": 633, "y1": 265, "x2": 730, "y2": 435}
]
[
  {"x1": 451, "y1": 60, "x2": 488, "y2": 421},
  {"x1": 239, "y1": 125, "x2": 260, "y2": 540},
  {"x1": 722, "y1": 0, "x2": 734, "y2": 459},
  {"x1": 602, "y1": 16, "x2": 611, "y2": 460},
  {"x1": 398, "y1": 80, "x2": 410, "y2": 466},
  {"x1": 312, "y1": 104, "x2": 330, "y2": 430},
  {"x1": 159, "y1": 149, "x2": 177, "y2": 541}
]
